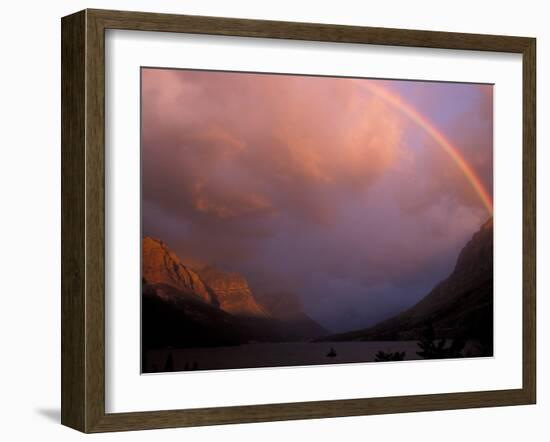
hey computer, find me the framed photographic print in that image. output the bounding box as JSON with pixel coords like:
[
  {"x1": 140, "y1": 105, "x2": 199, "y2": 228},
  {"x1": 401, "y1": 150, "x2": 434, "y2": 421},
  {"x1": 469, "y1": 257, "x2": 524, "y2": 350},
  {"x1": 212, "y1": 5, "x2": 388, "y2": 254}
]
[{"x1": 61, "y1": 9, "x2": 536, "y2": 433}]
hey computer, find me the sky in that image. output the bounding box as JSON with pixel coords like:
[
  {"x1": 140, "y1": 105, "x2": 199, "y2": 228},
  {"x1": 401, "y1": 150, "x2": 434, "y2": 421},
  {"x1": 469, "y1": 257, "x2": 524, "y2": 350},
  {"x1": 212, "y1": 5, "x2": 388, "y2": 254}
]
[{"x1": 141, "y1": 68, "x2": 493, "y2": 332}]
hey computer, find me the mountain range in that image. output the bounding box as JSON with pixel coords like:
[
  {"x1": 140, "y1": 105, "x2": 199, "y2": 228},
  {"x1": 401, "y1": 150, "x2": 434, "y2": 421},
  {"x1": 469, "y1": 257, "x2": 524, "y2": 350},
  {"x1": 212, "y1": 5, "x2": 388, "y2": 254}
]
[
  {"x1": 142, "y1": 237, "x2": 326, "y2": 355},
  {"x1": 143, "y1": 217, "x2": 493, "y2": 365},
  {"x1": 317, "y1": 217, "x2": 494, "y2": 351}
]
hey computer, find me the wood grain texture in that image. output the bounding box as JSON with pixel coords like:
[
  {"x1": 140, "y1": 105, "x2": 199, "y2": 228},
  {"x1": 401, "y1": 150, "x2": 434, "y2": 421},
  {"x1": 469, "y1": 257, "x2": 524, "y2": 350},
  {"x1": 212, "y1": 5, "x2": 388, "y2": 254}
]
[
  {"x1": 61, "y1": 10, "x2": 86, "y2": 432},
  {"x1": 84, "y1": 9, "x2": 107, "y2": 433},
  {"x1": 60, "y1": 8, "x2": 537, "y2": 433},
  {"x1": 89, "y1": 8, "x2": 532, "y2": 52},
  {"x1": 522, "y1": 38, "x2": 537, "y2": 403}
]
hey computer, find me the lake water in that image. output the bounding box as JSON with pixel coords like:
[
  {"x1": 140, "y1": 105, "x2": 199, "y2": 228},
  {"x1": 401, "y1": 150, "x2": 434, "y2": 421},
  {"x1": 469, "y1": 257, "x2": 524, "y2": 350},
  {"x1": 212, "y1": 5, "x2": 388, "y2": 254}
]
[{"x1": 144, "y1": 341, "x2": 424, "y2": 373}]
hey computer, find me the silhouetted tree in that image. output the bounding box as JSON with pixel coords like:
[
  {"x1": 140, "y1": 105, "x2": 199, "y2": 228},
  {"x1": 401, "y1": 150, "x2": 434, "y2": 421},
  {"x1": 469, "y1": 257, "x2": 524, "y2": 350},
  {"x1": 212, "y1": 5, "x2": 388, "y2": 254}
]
[
  {"x1": 374, "y1": 350, "x2": 406, "y2": 362},
  {"x1": 416, "y1": 322, "x2": 465, "y2": 359}
]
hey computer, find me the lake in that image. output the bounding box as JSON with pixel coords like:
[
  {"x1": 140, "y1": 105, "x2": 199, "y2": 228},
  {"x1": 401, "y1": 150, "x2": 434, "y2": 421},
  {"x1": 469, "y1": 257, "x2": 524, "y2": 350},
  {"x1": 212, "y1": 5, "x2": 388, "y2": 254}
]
[{"x1": 144, "y1": 341, "x2": 424, "y2": 373}]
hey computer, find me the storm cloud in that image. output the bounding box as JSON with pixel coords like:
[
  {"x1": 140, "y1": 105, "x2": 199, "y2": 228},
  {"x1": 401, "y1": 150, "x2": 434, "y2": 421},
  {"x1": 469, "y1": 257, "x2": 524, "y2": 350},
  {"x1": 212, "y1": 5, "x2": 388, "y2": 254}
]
[{"x1": 141, "y1": 68, "x2": 493, "y2": 332}]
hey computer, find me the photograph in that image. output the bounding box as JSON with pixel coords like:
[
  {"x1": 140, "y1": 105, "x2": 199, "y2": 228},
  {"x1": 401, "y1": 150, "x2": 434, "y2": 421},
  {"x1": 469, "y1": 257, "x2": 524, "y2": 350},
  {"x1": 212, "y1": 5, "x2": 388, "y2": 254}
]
[{"x1": 140, "y1": 68, "x2": 494, "y2": 373}]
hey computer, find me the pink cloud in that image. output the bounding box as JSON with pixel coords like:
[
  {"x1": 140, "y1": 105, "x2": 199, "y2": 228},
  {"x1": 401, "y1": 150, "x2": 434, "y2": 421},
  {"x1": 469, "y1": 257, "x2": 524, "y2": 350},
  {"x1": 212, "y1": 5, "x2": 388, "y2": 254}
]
[{"x1": 141, "y1": 68, "x2": 493, "y2": 330}]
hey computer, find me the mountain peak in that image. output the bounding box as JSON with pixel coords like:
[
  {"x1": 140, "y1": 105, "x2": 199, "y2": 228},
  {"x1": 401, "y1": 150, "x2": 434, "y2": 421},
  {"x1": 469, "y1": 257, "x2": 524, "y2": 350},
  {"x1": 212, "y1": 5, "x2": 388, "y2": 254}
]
[
  {"x1": 196, "y1": 266, "x2": 269, "y2": 317},
  {"x1": 142, "y1": 237, "x2": 214, "y2": 304},
  {"x1": 481, "y1": 217, "x2": 493, "y2": 231},
  {"x1": 142, "y1": 237, "x2": 269, "y2": 318}
]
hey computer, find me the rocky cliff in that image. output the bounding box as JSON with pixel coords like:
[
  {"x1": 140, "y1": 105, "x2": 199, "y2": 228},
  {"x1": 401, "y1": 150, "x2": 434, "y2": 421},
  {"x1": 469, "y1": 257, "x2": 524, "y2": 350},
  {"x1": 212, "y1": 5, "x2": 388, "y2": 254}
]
[
  {"x1": 142, "y1": 237, "x2": 327, "y2": 351},
  {"x1": 142, "y1": 237, "x2": 270, "y2": 317},
  {"x1": 196, "y1": 267, "x2": 269, "y2": 317},
  {"x1": 142, "y1": 237, "x2": 214, "y2": 304}
]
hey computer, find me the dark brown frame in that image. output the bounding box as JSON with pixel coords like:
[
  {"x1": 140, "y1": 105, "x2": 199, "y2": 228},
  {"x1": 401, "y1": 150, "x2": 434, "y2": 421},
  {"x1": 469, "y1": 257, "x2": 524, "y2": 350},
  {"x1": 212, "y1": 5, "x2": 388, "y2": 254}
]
[{"x1": 61, "y1": 8, "x2": 536, "y2": 433}]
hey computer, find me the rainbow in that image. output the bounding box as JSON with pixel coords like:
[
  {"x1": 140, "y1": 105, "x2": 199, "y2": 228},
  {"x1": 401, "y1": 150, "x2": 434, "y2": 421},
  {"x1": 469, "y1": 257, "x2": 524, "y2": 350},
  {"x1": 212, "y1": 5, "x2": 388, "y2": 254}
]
[{"x1": 356, "y1": 80, "x2": 493, "y2": 215}]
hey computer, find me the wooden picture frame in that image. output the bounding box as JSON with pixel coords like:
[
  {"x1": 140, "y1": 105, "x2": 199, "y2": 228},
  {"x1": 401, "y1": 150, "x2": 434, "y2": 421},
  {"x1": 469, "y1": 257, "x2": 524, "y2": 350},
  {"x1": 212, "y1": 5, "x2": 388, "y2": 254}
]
[{"x1": 61, "y1": 8, "x2": 536, "y2": 433}]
